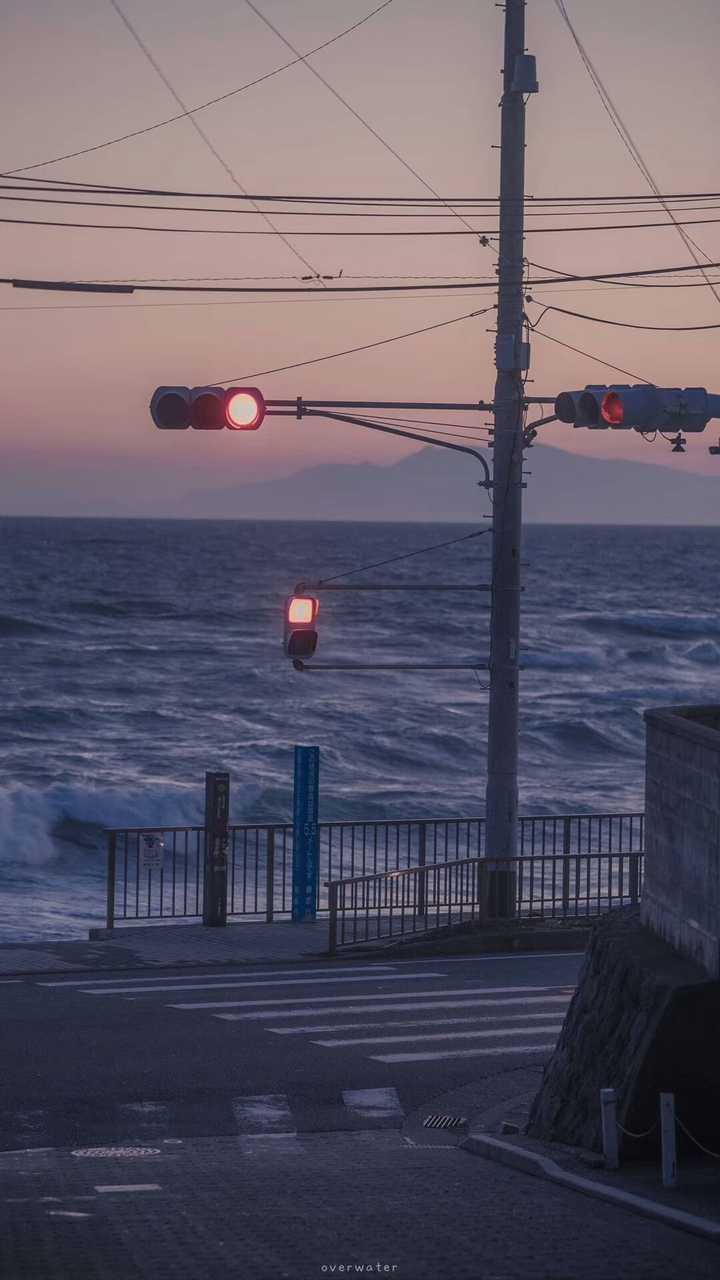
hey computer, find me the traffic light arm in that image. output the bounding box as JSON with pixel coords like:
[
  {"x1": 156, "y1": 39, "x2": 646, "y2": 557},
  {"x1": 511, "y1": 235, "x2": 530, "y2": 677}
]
[{"x1": 294, "y1": 408, "x2": 492, "y2": 490}]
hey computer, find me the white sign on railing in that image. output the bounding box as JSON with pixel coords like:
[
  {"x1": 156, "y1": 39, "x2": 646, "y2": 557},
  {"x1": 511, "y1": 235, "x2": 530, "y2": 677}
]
[{"x1": 139, "y1": 832, "x2": 165, "y2": 872}]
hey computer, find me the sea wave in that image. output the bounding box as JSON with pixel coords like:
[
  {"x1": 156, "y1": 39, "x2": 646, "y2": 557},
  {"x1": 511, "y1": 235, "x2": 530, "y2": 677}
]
[
  {"x1": 0, "y1": 781, "x2": 262, "y2": 866},
  {"x1": 0, "y1": 613, "x2": 58, "y2": 637},
  {"x1": 567, "y1": 610, "x2": 720, "y2": 639}
]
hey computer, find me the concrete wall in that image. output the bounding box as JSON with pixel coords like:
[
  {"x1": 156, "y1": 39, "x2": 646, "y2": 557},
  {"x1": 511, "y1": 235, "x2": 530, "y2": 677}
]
[{"x1": 643, "y1": 705, "x2": 720, "y2": 978}]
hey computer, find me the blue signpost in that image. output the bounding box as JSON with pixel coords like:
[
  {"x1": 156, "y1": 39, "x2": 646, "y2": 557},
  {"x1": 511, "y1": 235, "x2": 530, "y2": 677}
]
[{"x1": 292, "y1": 746, "x2": 319, "y2": 921}]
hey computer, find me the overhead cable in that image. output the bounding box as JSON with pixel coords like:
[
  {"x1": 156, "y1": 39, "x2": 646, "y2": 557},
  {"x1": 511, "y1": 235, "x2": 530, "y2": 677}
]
[
  {"x1": 531, "y1": 302, "x2": 720, "y2": 332},
  {"x1": 6, "y1": 1, "x2": 394, "y2": 176},
  {"x1": 106, "y1": 0, "x2": 323, "y2": 279},
  {"x1": 528, "y1": 323, "x2": 652, "y2": 384},
  {"x1": 553, "y1": 0, "x2": 720, "y2": 309},
  {"x1": 7, "y1": 192, "x2": 720, "y2": 233},
  {"x1": 211, "y1": 306, "x2": 494, "y2": 382},
  {"x1": 241, "y1": 0, "x2": 485, "y2": 243}
]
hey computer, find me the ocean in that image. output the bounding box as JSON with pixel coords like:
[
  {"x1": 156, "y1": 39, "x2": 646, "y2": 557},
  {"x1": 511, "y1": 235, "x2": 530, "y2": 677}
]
[{"x1": 1, "y1": 516, "x2": 719, "y2": 942}]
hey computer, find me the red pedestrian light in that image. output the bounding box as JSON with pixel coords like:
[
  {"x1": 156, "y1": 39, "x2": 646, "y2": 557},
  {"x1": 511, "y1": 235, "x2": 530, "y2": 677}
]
[
  {"x1": 225, "y1": 387, "x2": 265, "y2": 430},
  {"x1": 284, "y1": 595, "x2": 319, "y2": 659}
]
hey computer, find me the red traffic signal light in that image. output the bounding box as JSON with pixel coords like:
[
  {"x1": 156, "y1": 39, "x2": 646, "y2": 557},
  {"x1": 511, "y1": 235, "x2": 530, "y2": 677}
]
[
  {"x1": 225, "y1": 387, "x2": 265, "y2": 430},
  {"x1": 284, "y1": 595, "x2": 319, "y2": 659},
  {"x1": 150, "y1": 386, "x2": 266, "y2": 430},
  {"x1": 600, "y1": 391, "x2": 624, "y2": 425}
]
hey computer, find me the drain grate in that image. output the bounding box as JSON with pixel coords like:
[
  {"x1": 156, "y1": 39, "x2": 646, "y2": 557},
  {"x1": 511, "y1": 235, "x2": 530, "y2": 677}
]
[{"x1": 423, "y1": 1115, "x2": 467, "y2": 1130}]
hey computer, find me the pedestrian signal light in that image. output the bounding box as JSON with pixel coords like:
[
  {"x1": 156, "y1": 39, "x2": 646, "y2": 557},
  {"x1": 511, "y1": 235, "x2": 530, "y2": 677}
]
[
  {"x1": 225, "y1": 387, "x2": 265, "y2": 430},
  {"x1": 284, "y1": 595, "x2": 319, "y2": 659},
  {"x1": 150, "y1": 385, "x2": 266, "y2": 430}
]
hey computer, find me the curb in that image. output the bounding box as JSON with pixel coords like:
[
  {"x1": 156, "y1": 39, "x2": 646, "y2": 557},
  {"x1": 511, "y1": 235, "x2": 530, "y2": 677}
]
[
  {"x1": 462, "y1": 1132, "x2": 720, "y2": 1244},
  {"x1": 341, "y1": 928, "x2": 591, "y2": 959}
]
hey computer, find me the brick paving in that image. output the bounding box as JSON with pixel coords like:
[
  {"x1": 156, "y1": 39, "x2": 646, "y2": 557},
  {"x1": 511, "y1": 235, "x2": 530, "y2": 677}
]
[{"x1": 1, "y1": 1129, "x2": 717, "y2": 1280}]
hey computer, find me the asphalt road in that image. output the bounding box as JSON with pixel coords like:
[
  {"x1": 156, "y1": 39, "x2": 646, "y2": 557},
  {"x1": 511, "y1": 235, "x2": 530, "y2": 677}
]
[{"x1": 1, "y1": 952, "x2": 581, "y2": 1150}]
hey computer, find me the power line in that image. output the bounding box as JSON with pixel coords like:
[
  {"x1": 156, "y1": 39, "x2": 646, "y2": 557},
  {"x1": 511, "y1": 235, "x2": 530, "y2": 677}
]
[
  {"x1": 242, "y1": 0, "x2": 486, "y2": 245},
  {"x1": 5, "y1": 173, "x2": 720, "y2": 207},
  {"x1": 106, "y1": 0, "x2": 323, "y2": 280},
  {"x1": 532, "y1": 302, "x2": 720, "y2": 332},
  {"x1": 211, "y1": 306, "x2": 494, "y2": 382},
  {"x1": 317, "y1": 528, "x2": 492, "y2": 585},
  {"x1": 5, "y1": 2, "x2": 394, "y2": 176},
  {"x1": 528, "y1": 322, "x2": 652, "y2": 384},
  {"x1": 8, "y1": 209, "x2": 720, "y2": 237},
  {"x1": 7, "y1": 191, "x2": 720, "y2": 233},
  {"x1": 553, "y1": 0, "x2": 720, "y2": 310}
]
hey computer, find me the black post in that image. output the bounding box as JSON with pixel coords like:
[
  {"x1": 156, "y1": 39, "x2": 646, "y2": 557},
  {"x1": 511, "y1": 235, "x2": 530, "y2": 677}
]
[{"x1": 203, "y1": 771, "x2": 230, "y2": 926}]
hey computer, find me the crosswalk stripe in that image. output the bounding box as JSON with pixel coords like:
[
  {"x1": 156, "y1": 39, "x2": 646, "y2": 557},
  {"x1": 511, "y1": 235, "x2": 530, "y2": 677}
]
[
  {"x1": 83, "y1": 972, "x2": 445, "y2": 997},
  {"x1": 371, "y1": 1042, "x2": 558, "y2": 1063},
  {"x1": 38, "y1": 965, "x2": 395, "y2": 988},
  {"x1": 269, "y1": 1008, "x2": 566, "y2": 1039},
  {"x1": 212, "y1": 993, "x2": 572, "y2": 1021},
  {"x1": 314, "y1": 1021, "x2": 564, "y2": 1047},
  {"x1": 342, "y1": 1088, "x2": 403, "y2": 1120},
  {"x1": 171, "y1": 983, "x2": 570, "y2": 1011}
]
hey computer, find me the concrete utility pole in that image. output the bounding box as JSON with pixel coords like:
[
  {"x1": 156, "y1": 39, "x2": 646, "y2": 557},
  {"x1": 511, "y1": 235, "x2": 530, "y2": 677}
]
[{"x1": 485, "y1": 0, "x2": 536, "y2": 863}]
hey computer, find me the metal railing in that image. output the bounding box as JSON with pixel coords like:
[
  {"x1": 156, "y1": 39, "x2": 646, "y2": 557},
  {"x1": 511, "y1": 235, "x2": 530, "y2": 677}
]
[
  {"x1": 327, "y1": 849, "x2": 645, "y2": 954},
  {"x1": 104, "y1": 811, "x2": 644, "y2": 928}
]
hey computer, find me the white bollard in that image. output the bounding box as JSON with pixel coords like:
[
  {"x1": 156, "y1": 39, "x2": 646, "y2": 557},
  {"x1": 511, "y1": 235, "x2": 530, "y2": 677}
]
[
  {"x1": 600, "y1": 1088, "x2": 619, "y2": 1170},
  {"x1": 660, "y1": 1092, "x2": 678, "y2": 1188}
]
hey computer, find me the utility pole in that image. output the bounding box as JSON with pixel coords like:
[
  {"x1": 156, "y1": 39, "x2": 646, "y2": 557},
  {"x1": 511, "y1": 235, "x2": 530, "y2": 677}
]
[{"x1": 485, "y1": 0, "x2": 536, "y2": 867}]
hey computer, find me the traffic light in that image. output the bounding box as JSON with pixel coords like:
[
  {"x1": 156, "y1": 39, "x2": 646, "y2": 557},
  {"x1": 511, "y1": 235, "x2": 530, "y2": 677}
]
[
  {"x1": 554, "y1": 387, "x2": 610, "y2": 429},
  {"x1": 555, "y1": 385, "x2": 720, "y2": 432},
  {"x1": 150, "y1": 386, "x2": 265, "y2": 430},
  {"x1": 284, "y1": 595, "x2": 319, "y2": 659}
]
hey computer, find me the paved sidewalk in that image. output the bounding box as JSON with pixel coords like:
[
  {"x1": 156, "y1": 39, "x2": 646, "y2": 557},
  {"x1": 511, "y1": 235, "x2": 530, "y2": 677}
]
[
  {"x1": 0, "y1": 920, "x2": 330, "y2": 976},
  {"x1": 459, "y1": 1078, "x2": 720, "y2": 1244},
  {"x1": 3, "y1": 1126, "x2": 719, "y2": 1280}
]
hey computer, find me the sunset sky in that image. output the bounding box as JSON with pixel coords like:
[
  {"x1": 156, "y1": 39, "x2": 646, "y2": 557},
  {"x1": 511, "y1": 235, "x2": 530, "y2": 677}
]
[{"x1": 1, "y1": 0, "x2": 719, "y2": 515}]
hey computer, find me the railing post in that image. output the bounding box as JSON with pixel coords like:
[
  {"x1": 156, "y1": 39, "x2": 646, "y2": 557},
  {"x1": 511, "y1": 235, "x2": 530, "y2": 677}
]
[
  {"x1": 600, "y1": 1088, "x2": 619, "y2": 1170},
  {"x1": 629, "y1": 850, "x2": 640, "y2": 905},
  {"x1": 328, "y1": 880, "x2": 338, "y2": 957},
  {"x1": 265, "y1": 828, "x2": 275, "y2": 924},
  {"x1": 106, "y1": 831, "x2": 116, "y2": 930},
  {"x1": 417, "y1": 823, "x2": 427, "y2": 917},
  {"x1": 477, "y1": 859, "x2": 489, "y2": 925},
  {"x1": 562, "y1": 816, "x2": 571, "y2": 914},
  {"x1": 660, "y1": 1092, "x2": 678, "y2": 1188}
]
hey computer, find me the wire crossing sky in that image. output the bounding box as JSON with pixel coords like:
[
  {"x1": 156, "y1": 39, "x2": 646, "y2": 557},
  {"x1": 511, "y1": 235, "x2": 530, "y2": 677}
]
[{"x1": 0, "y1": 0, "x2": 718, "y2": 516}]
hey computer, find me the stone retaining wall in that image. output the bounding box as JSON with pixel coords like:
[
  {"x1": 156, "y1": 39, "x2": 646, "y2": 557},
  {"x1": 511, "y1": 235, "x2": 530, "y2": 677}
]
[{"x1": 643, "y1": 706, "x2": 720, "y2": 978}]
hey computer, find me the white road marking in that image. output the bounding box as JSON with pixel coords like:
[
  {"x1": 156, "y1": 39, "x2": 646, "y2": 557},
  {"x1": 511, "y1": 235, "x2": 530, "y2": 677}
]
[
  {"x1": 0, "y1": 979, "x2": 22, "y2": 984},
  {"x1": 372, "y1": 1042, "x2": 558, "y2": 1063},
  {"x1": 94, "y1": 1184, "x2": 162, "y2": 1193},
  {"x1": 83, "y1": 973, "x2": 445, "y2": 996},
  {"x1": 232, "y1": 1095, "x2": 295, "y2": 1135},
  {"x1": 47, "y1": 1210, "x2": 92, "y2": 1218},
  {"x1": 342, "y1": 1087, "x2": 403, "y2": 1119},
  {"x1": 266, "y1": 998, "x2": 571, "y2": 1034},
  {"x1": 212, "y1": 990, "x2": 573, "y2": 1020},
  {"x1": 173, "y1": 983, "x2": 568, "y2": 1011},
  {"x1": 315, "y1": 1021, "x2": 564, "y2": 1047},
  {"x1": 38, "y1": 965, "x2": 395, "y2": 988}
]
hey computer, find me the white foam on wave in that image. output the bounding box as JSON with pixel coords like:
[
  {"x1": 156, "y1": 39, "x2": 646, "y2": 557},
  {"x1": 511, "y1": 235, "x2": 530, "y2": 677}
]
[{"x1": 0, "y1": 780, "x2": 263, "y2": 866}]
